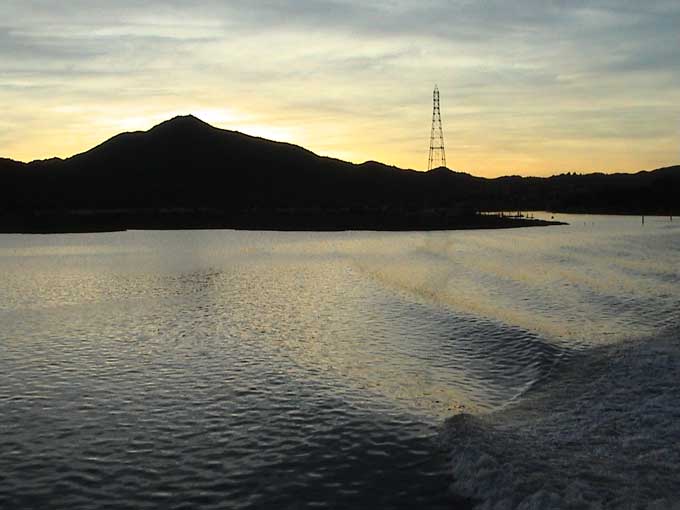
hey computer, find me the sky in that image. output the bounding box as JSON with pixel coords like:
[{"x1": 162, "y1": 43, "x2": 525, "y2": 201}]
[{"x1": 1, "y1": 1, "x2": 679, "y2": 177}]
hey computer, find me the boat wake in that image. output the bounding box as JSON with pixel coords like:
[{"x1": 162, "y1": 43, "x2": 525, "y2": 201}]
[{"x1": 442, "y1": 326, "x2": 680, "y2": 509}]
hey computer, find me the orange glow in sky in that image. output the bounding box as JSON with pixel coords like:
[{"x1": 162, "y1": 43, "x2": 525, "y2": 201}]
[{"x1": 1, "y1": 2, "x2": 679, "y2": 177}]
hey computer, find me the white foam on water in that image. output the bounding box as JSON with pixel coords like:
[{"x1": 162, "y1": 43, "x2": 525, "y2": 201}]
[{"x1": 442, "y1": 327, "x2": 680, "y2": 509}]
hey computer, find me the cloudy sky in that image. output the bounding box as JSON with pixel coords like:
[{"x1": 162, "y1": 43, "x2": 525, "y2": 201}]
[{"x1": 1, "y1": 1, "x2": 679, "y2": 176}]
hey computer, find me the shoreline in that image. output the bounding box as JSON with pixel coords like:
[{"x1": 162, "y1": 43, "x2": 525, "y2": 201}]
[{"x1": 0, "y1": 211, "x2": 567, "y2": 234}]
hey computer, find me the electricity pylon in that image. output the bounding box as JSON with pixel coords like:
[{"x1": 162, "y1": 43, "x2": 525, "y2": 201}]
[{"x1": 428, "y1": 85, "x2": 447, "y2": 170}]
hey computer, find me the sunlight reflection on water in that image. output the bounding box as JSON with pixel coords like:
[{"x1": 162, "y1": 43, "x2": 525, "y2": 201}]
[{"x1": 0, "y1": 215, "x2": 678, "y2": 509}]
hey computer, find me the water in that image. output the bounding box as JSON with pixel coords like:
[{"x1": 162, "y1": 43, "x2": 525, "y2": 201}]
[{"x1": 1, "y1": 214, "x2": 678, "y2": 509}]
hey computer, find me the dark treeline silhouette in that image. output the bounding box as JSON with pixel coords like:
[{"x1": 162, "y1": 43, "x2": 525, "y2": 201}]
[{"x1": 1, "y1": 115, "x2": 677, "y2": 232}]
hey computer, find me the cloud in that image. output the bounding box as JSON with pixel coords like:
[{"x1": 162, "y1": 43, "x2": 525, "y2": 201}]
[{"x1": 0, "y1": 0, "x2": 678, "y2": 175}]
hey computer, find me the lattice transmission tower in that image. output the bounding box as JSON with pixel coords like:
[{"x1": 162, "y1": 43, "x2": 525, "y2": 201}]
[{"x1": 427, "y1": 85, "x2": 447, "y2": 171}]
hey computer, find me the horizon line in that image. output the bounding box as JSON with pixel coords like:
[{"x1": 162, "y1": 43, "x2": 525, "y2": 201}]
[{"x1": 2, "y1": 113, "x2": 678, "y2": 179}]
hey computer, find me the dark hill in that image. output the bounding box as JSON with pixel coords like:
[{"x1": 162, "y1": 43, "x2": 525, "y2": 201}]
[
  {"x1": 1, "y1": 115, "x2": 678, "y2": 232},
  {"x1": 2, "y1": 115, "x2": 473, "y2": 213}
]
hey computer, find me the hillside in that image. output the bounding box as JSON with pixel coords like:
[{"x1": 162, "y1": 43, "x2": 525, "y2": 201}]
[{"x1": 0, "y1": 115, "x2": 677, "y2": 232}]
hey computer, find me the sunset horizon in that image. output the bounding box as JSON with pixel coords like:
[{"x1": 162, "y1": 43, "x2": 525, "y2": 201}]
[
  {"x1": 4, "y1": 108, "x2": 678, "y2": 179},
  {"x1": 2, "y1": 3, "x2": 680, "y2": 509},
  {"x1": 2, "y1": 2, "x2": 679, "y2": 177}
]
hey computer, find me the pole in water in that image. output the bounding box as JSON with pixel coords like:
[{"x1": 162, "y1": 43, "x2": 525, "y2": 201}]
[{"x1": 642, "y1": 215, "x2": 645, "y2": 225}]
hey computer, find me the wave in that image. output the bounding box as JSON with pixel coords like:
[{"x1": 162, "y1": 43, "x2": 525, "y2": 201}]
[{"x1": 441, "y1": 326, "x2": 680, "y2": 509}]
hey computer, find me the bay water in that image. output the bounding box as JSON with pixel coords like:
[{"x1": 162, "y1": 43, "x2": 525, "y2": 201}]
[{"x1": 1, "y1": 214, "x2": 678, "y2": 508}]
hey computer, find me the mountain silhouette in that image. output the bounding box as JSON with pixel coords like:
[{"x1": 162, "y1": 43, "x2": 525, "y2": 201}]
[{"x1": 1, "y1": 115, "x2": 678, "y2": 232}]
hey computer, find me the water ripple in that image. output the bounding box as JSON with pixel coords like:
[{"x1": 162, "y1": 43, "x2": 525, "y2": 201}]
[{"x1": 1, "y1": 218, "x2": 677, "y2": 509}]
